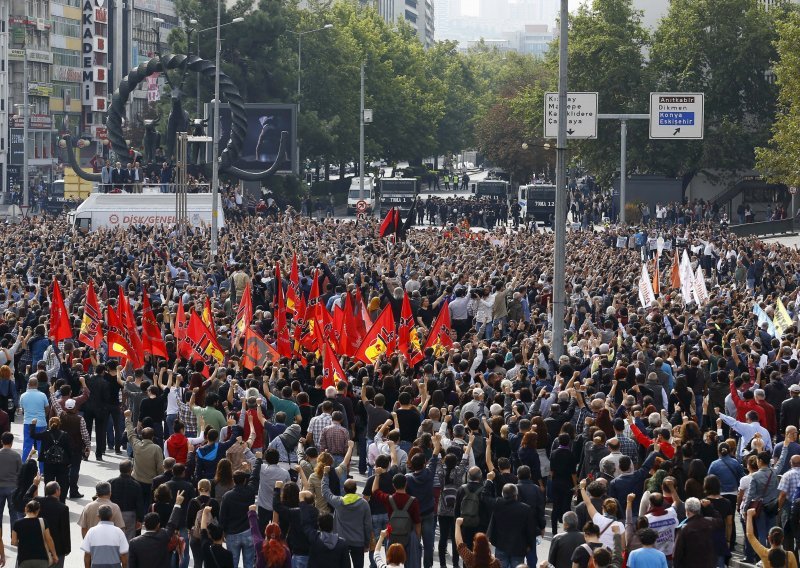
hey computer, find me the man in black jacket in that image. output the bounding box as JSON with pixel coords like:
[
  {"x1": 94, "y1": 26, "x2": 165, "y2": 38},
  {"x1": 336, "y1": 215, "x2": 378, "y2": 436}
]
[
  {"x1": 302, "y1": 511, "x2": 350, "y2": 568},
  {"x1": 516, "y1": 466, "x2": 546, "y2": 568},
  {"x1": 547, "y1": 511, "x2": 585, "y2": 568},
  {"x1": 84, "y1": 364, "x2": 112, "y2": 461},
  {"x1": 781, "y1": 384, "x2": 800, "y2": 431},
  {"x1": 128, "y1": 490, "x2": 183, "y2": 568},
  {"x1": 110, "y1": 460, "x2": 145, "y2": 541},
  {"x1": 219, "y1": 459, "x2": 260, "y2": 568},
  {"x1": 24, "y1": 479, "x2": 70, "y2": 567},
  {"x1": 165, "y1": 462, "x2": 196, "y2": 567},
  {"x1": 483, "y1": 476, "x2": 536, "y2": 568},
  {"x1": 454, "y1": 466, "x2": 490, "y2": 548}
]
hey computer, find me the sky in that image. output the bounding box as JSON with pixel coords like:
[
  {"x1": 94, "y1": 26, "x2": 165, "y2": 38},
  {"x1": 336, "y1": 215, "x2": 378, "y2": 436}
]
[{"x1": 459, "y1": 0, "x2": 589, "y2": 18}]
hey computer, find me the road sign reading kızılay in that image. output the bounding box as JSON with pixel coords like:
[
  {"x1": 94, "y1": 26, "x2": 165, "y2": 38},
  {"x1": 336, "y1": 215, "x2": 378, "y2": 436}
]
[
  {"x1": 649, "y1": 93, "x2": 704, "y2": 139},
  {"x1": 544, "y1": 92, "x2": 598, "y2": 139}
]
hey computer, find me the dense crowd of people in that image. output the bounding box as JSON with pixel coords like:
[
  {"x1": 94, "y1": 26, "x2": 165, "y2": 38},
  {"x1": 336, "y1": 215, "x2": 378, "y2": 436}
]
[{"x1": 0, "y1": 209, "x2": 799, "y2": 568}]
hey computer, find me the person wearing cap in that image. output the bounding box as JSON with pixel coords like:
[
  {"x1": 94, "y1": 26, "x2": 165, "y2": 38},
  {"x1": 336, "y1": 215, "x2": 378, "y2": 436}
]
[
  {"x1": 782, "y1": 383, "x2": 800, "y2": 433},
  {"x1": 49, "y1": 388, "x2": 90, "y2": 499}
]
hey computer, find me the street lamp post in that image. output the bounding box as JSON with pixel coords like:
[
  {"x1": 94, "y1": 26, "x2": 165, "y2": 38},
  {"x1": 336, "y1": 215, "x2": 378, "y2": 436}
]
[
  {"x1": 552, "y1": 0, "x2": 569, "y2": 360},
  {"x1": 195, "y1": 17, "x2": 243, "y2": 119},
  {"x1": 210, "y1": 0, "x2": 222, "y2": 258}
]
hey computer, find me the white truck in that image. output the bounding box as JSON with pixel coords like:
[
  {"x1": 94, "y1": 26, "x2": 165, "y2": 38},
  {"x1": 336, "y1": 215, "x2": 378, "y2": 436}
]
[
  {"x1": 347, "y1": 175, "x2": 376, "y2": 215},
  {"x1": 68, "y1": 193, "x2": 225, "y2": 232}
]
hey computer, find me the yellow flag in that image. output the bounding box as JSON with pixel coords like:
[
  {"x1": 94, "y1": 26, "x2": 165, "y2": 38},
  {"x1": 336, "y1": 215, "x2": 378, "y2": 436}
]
[{"x1": 774, "y1": 298, "x2": 793, "y2": 337}]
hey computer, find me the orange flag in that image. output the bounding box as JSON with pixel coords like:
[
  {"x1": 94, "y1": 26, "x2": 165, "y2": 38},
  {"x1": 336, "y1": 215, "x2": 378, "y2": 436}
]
[
  {"x1": 354, "y1": 304, "x2": 397, "y2": 365},
  {"x1": 79, "y1": 280, "x2": 103, "y2": 348},
  {"x1": 142, "y1": 293, "x2": 167, "y2": 359},
  {"x1": 322, "y1": 341, "x2": 348, "y2": 388},
  {"x1": 651, "y1": 255, "x2": 660, "y2": 296},
  {"x1": 49, "y1": 279, "x2": 72, "y2": 342},
  {"x1": 202, "y1": 297, "x2": 216, "y2": 337},
  {"x1": 243, "y1": 327, "x2": 280, "y2": 370},
  {"x1": 399, "y1": 293, "x2": 424, "y2": 366},
  {"x1": 670, "y1": 249, "x2": 681, "y2": 290},
  {"x1": 423, "y1": 300, "x2": 453, "y2": 356}
]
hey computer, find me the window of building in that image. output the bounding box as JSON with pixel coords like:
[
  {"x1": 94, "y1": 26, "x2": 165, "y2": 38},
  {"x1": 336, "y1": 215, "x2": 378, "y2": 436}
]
[
  {"x1": 52, "y1": 0, "x2": 81, "y2": 8},
  {"x1": 52, "y1": 16, "x2": 80, "y2": 38},
  {"x1": 53, "y1": 47, "x2": 80, "y2": 68},
  {"x1": 405, "y1": 9, "x2": 417, "y2": 22}
]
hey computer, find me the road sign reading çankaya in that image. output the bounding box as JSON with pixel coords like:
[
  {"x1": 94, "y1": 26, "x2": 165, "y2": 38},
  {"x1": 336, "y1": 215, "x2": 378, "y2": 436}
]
[
  {"x1": 544, "y1": 92, "x2": 598, "y2": 139},
  {"x1": 649, "y1": 92, "x2": 704, "y2": 139}
]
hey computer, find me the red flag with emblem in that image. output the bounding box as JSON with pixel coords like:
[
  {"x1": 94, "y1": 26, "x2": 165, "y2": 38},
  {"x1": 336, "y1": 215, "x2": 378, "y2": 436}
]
[
  {"x1": 670, "y1": 249, "x2": 681, "y2": 290},
  {"x1": 332, "y1": 304, "x2": 345, "y2": 353},
  {"x1": 185, "y1": 309, "x2": 225, "y2": 365},
  {"x1": 354, "y1": 304, "x2": 397, "y2": 365},
  {"x1": 286, "y1": 253, "x2": 301, "y2": 316},
  {"x1": 142, "y1": 293, "x2": 168, "y2": 358},
  {"x1": 233, "y1": 281, "x2": 253, "y2": 346},
  {"x1": 106, "y1": 304, "x2": 134, "y2": 361},
  {"x1": 379, "y1": 208, "x2": 400, "y2": 238},
  {"x1": 79, "y1": 280, "x2": 103, "y2": 349},
  {"x1": 300, "y1": 270, "x2": 321, "y2": 351},
  {"x1": 202, "y1": 297, "x2": 216, "y2": 337},
  {"x1": 175, "y1": 297, "x2": 191, "y2": 359},
  {"x1": 399, "y1": 293, "x2": 424, "y2": 366},
  {"x1": 49, "y1": 279, "x2": 72, "y2": 342},
  {"x1": 355, "y1": 286, "x2": 371, "y2": 330},
  {"x1": 342, "y1": 291, "x2": 362, "y2": 356},
  {"x1": 274, "y1": 263, "x2": 292, "y2": 358},
  {"x1": 243, "y1": 327, "x2": 280, "y2": 370},
  {"x1": 322, "y1": 341, "x2": 348, "y2": 388},
  {"x1": 118, "y1": 286, "x2": 144, "y2": 367},
  {"x1": 424, "y1": 300, "x2": 453, "y2": 356}
]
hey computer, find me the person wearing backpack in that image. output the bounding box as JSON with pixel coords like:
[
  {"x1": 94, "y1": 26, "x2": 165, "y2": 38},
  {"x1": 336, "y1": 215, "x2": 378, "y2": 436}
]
[
  {"x1": 29, "y1": 416, "x2": 71, "y2": 501},
  {"x1": 187, "y1": 478, "x2": 220, "y2": 568},
  {"x1": 437, "y1": 435, "x2": 472, "y2": 568},
  {"x1": 371, "y1": 466, "x2": 422, "y2": 563},
  {"x1": 454, "y1": 467, "x2": 488, "y2": 550}
]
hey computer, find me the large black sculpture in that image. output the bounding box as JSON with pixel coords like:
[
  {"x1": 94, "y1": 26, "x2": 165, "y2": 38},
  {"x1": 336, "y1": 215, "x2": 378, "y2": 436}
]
[{"x1": 62, "y1": 53, "x2": 288, "y2": 182}]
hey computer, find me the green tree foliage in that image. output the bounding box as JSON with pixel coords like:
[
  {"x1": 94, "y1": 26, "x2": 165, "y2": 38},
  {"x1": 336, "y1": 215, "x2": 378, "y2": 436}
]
[
  {"x1": 756, "y1": 10, "x2": 800, "y2": 187},
  {"x1": 648, "y1": 0, "x2": 777, "y2": 182}
]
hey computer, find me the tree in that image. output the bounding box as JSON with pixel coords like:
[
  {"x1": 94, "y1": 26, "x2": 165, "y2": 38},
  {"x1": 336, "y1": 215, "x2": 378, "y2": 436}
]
[
  {"x1": 755, "y1": 9, "x2": 800, "y2": 187},
  {"x1": 552, "y1": 0, "x2": 650, "y2": 185},
  {"x1": 647, "y1": 0, "x2": 777, "y2": 184}
]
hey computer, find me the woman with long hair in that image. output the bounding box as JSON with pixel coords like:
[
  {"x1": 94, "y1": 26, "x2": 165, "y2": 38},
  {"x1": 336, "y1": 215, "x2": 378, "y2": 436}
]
[
  {"x1": 11, "y1": 499, "x2": 59, "y2": 567},
  {"x1": 518, "y1": 431, "x2": 543, "y2": 488},
  {"x1": 746, "y1": 508, "x2": 797, "y2": 568},
  {"x1": 0, "y1": 364, "x2": 18, "y2": 419},
  {"x1": 212, "y1": 458, "x2": 234, "y2": 501},
  {"x1": 29, "y1": 416, "x2": 71, "y2": 502},
  {"x1": 247, "y1": 512, "x2": 291, "y2": 568},
  {"x1": 308, "y1": 452, "x2": 343, "y2": 514},
  {"x1": 684, "y1": 458, "x2": 707, "y2": 499},
  {"x1": 454, "y1": 518, "x2": 500, "y2": 568},
  {"x1": 375, "y1": 528, "x2": 407, "y2": 568},
  {"x1": 152, "y1": 483, "x2": 174, "y2": 527}
]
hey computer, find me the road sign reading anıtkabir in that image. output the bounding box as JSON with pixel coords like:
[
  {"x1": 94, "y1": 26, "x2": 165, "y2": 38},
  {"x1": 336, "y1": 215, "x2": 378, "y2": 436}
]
[
  {"x1": 544, "y1": 92, "x2": 598, "y2": 139},
  {"x1": 649, "y1": 92, "x2": 704, "y2": 139}
]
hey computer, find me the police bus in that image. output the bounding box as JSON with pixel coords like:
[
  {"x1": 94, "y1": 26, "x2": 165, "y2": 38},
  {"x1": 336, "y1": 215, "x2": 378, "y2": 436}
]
[
  {"x1": 518, "y1": 183, "x2": 556, "y2": 222},
  {"x1": 379, "y1": 178, "x2": 418, "y2": 216},
  {"x1": 474, "y1": 180, "x2": 510, "y2": 202}
]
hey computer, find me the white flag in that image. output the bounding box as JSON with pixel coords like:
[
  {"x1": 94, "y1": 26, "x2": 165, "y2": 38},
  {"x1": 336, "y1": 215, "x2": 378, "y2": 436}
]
[
  {"x1": 680, "y1": 250, "x2": 695, "y2": 305},
  {"x1": 638, "y1": 263, "x2": 657, "y2": 308},
  {"x1": 694, "y1": 266, "x2": 709, "y2": 305},
  {"x1": 753, "y1": 303, "x2": 777, "y2": 337}
]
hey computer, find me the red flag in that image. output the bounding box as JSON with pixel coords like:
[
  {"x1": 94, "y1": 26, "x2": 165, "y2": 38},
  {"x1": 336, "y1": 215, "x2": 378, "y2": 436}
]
[
  {"x1": 106, "y1": 304, "x2": 134, "y2": 361},
  {"x1": 233, "y1": 281, "x2": 253, "y2": 346},
  {"x1": 399, "y1": 293, "x2": 424, "y2": 366},
  {"x1": 355, "y1": 286, "x2": 371, "y2": 331},
  {"x1": 300, "y1": 270, "x2": 321, "y2": 352},
  {"x1": 142, "y1": 293, "x2": 167, "y2": 358},
  {"x1": 342, "y1": 291, "x2": 362, "y2": 356},
  {"x1": 243, "y1": 327, "x2": 280, "y2": 370},
  {"x1": 286, "y1": 253, "x2": 301, "y2": 316},
  {"x1": 175, "y1": 298, "x2": 192, "y2": 359},
  {"x1": 185, "y1": 309, "x2": 224, "y2": 364},
  {"x1": 118, "y1": 287, "x2": 144, "y2": 367},
  {"x1": 313, "y1": 302, "x2": 335, "y2": 352},
  {"x1": 379, "y1": 208, "x2": 400, "y2": 238},
  {"x1": 332, "y1": 304, "x2": 345, "y2": 353},
  {"x1": 652, "y1": 256, "x2": 660, "y2": 296},
  {"x1": 202, "y1": 297, "x2": 216, "y2": 337},
  {"x1": 274, "y1": 263, "x2": 292, "y2": 358},
  {"x1": 322, "y1": 341, "x2": 348, "y2": 388},
  {"x1": 49, "y1": 279, "x2": 72, "y2": 342},
  {"x1": 354, "y1": 304, "x2": 397, "y2": 365},
  {"x1": 79, "y1": 280, "x2": 103, "y2": 348},
  {"x1": 424, "y1": 300, "x2": 453, "y2": 356}
]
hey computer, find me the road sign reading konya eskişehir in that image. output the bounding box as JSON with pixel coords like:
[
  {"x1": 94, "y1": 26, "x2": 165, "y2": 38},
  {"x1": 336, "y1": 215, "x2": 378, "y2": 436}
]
[
  {"x1": 649, "y1": 92, "x2": 704, "y2": 139},
  {"x1": 544, "y1": 92, "x2": 598, "y2": 139}
]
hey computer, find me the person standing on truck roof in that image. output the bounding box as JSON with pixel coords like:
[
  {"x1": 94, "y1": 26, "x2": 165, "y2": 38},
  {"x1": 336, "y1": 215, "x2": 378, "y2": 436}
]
[
  {"x1": 111, "y1": 162, "x2": 127, "y2": 193},
  {"x1": 100, "y1": 161, "x2": 112, "y2": 194}
]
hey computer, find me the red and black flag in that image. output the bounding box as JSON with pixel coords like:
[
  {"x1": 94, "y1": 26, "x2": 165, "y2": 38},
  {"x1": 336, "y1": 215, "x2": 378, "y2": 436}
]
[
  {"x1": 379, "y1": 208, "x2": 400, "y2": 238},
  {"x1": 79, "y1": 280, "x2": 103, "y2": 349}
]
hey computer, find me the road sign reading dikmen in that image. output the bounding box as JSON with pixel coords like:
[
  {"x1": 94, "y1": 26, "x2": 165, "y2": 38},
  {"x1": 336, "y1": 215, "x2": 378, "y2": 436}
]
[
  {"x1": 544, "y1": 92, "x2": 598, "y2": 139},
  {"x1": 649, "y1": 92, "x2": 704, "y2": 139}
]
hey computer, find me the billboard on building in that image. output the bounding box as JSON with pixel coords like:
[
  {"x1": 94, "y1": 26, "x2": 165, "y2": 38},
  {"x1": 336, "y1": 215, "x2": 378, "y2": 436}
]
[
  {"x1": 9, "y1": 129, "x2": 24, "y2": 166},
  {"x1": 205, "y1": 103, "x2": 298, "y2": 175}
]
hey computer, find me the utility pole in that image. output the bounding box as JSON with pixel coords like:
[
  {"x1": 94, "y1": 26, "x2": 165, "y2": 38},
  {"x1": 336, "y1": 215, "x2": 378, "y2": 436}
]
[
  {"x1": 359, "y1": 61, "x2": 365, "y2": 200},
  {"x1": 210, "y1": 0, "x2": 221, "y2": 257},
  {"x1": 551, "y1": 0, "x2": 568, "y2": 360},
  {"x1": 22, "y1": 48, "x2": 29, "y2": 212}
]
